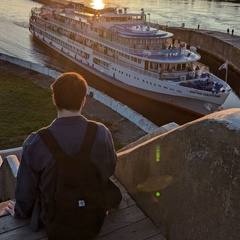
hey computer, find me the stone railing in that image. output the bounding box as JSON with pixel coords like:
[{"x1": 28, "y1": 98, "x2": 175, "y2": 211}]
[{"x1": 115, "y1": 108, "x2": 240, "y2": 240}]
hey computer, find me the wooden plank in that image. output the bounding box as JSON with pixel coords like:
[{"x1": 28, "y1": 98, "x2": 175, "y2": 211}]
[
  {"x1": 99, "y1": 205, "x2": 147, "y2": 236},
  {"x1": 0, "y1": 178, "x2": 164, "y2": 240},
  {"x1": 0, "y1": 205, "x2": 145, "y2": 238},
  {"x1": 0, "y1": 225, "x2": 46, "y2": 240},
  {"x1": 0, "y1": 215, "x2": 29, "y2": 234},
  {"x1": 97, "y1": 218, "x2": 161, "y2": 240},
  {"x1": 109, "y1": 176, "x2": 136, "y2": 212},
  {"x1": 145, "y1": 233, "x2": 167, "y2": 240},
  {"x1": 38, "y1": 230, "x2": 166, "y2": 240},
  {"x1": 0, "y1": 206, "x2": 163, "y2": 240},
  {"x1": 109, "y1": 192, "x2": 135, "y2": 214}
]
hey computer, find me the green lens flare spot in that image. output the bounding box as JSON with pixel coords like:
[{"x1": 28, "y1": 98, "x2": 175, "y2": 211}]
[
  {"x1": 155, "y1": 192, "x2": 161, "y2": 197},
  {"x1": 156, "y1": 146, "x2": 160, "y2": 162}
]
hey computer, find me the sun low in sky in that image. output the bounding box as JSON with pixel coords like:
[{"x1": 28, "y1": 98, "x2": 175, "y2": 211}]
[{"x1": 91, "y1": 0, "x2": 105, "y2": 10}]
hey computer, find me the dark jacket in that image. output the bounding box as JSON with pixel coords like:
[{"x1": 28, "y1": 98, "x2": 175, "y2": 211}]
[{"x1": 14, "y1": 116, "x2": 117, "y2": 231}]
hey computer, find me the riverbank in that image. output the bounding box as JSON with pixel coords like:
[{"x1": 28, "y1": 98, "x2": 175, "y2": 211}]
[{"x1": 0, "y1": 60, "x2": 149, "y2": 150}]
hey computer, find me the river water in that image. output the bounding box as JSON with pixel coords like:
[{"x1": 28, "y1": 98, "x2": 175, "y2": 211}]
[{"x1": 0, "y1": 0, "x2": 240, "y2": 125}]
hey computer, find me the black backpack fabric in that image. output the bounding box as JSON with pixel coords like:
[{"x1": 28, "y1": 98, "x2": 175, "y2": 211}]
[{"x1": 38, "y1": 122, "x2": 108, "y2": 240}]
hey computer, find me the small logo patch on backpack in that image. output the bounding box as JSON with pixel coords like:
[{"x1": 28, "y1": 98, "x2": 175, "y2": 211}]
[{"x1": 78, "y1": 200, "x2": 86, "y2": 207}]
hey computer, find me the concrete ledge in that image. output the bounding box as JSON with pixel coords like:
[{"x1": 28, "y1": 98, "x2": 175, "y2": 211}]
[
  {"x1": 0, "y1": 147, "x2": 22, "y2": 162},
  {"x1": 88, "y1": 89, "x2": 158, "y2": 133},
  {"x1": 0, "y1": 155, "x2": 20, "y2": 202},
  {"x1": 118, "y1": 122, "x2": 179, "y2": 152},
  {"x1": 5, "y1": 155, "x2": 20, "y2": 178},
  {"x1": 116, "y1": 108, "x2": 240, "y2": 240},
  {"x1": 0, "y1": 156, "x2": 3, "y2": 168}
]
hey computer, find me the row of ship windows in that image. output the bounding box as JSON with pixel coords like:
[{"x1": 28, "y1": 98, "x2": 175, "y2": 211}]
[
  {"x1": 118, "y1": 52, "x2": 141, "y2": 64},
  {"x1": 36, "y1": 19, "x2": 142, "y2": 65},
  {"x1": 52, "y1": 14, "x2": 164, "y2": 47},
  {"x1": 111, "y1": 67, "x2": 181, "y2": 93},
  {"x1": 38, "y1": 29, "x2": 88, "y2": 57}
]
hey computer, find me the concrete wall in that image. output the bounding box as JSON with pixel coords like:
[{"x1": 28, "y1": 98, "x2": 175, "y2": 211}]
[
  {"x1": 167, "y1": 27, "x2": 240, "y2": 75},
  {"x1": 0, "y1": 147, "x2": 22, "y2": 161},
  {"x1": 0, "y1": 155, "x2": 19, "y2": 202},
  {"x1": 116, "y1": 108, "x2": 240, "y2": 240}
]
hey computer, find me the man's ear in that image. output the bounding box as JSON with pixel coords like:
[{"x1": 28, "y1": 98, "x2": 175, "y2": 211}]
[
  {"x1": 81, "y1": 96, "x2": 86, "y2": 108},
  {"x1": 52, "y1": 94, "x2": 56, "y2": 106}
]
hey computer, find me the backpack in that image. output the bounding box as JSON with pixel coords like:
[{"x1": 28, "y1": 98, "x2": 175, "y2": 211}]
[{"x1": 38, "y1": 122, "x2": 111, "y2": 240}]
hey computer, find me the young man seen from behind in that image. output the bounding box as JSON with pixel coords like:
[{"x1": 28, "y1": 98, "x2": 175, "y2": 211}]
[{"x1": 6, "y1": 72, "x2": 118, "y2": 239}]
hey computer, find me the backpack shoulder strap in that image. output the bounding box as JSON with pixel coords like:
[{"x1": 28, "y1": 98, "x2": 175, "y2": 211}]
[
  {"x1": 80, "y1": 121, "x2": 97, "y2": 158},
  {"x1": 38, "y1": 121, "x2": 98, "y2": 160},
  {"x1": 38, "y1": 128, "x2": 66, "y2": 161}
]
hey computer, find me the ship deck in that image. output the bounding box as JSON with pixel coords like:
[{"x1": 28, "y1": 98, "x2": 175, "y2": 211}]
[{"x1": 0, "y1": 177, "x2": 165, "y2": 240}]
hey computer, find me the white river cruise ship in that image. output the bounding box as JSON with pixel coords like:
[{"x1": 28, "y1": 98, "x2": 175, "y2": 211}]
[{"x1": 29, "y1": 1, "x2": 231, "y2": 116}]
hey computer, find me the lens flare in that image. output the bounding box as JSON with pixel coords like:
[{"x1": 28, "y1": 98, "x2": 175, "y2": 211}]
[
  {"x1": 155, "y1": 192, "x2": 161, "y2": 197},
  {"x1": 156, "y1": 145, "x2": 160, "y2": 162}
]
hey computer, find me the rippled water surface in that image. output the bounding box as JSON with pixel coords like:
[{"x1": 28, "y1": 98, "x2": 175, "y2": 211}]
[{"x1": 84, "y1": 0, "x2": 240, "y2": 35}]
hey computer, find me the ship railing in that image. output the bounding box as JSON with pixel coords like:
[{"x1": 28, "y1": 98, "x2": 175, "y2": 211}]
[
  {"x1": 90, "y1": 33, "x2": 185, "y2": 57},
  {"x1": 208, "y1": 73, "x2": 230, "y2": 88},
  {"x1": 99, "y1": 38, "x2": 128, "y2": 52},
  {"x1": 31, "y1": 7, "x2": 42, "y2": 14},
  {"x1": 34, "y1": 15, "x2": 145, "y2": 55},
  {"x1": 93, "y1": 50, "x2": 207, "y2": 81},
  {"x1": 130, "y1": 65, "x2": 159, "y2": 78},
  {"x1": 163, "y1": 70, "x2": 208, "y2": 79},
  {"x1": 94, "y1": 51, "x2": 159, "y2": 79},
  {"x1": 82, "y1": 26, "x2": 188, "y2": 56},
  {"x1": 33, "y1": 8, "x2": 195, "y2": 59},
  {"x1": 34, "y1": 13, "x2": 184, "y2": 58},
  {"x1": 51, "y1": 19, "x2": 135, "y2": 55}
]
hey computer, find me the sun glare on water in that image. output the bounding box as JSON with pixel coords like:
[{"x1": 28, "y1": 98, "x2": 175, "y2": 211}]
[{"x1": 91, "y1": 0, "x2": 105, "y2": 10}]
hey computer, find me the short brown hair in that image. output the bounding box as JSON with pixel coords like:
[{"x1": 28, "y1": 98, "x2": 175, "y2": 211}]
[{"x1": 51, "y1": 72, "x2": 87, "y2": 111}]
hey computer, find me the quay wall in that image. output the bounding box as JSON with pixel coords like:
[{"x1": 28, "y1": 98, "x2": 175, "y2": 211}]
[{"x1": 167, "y1": 27, "x2": 240, "y2": 75}]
